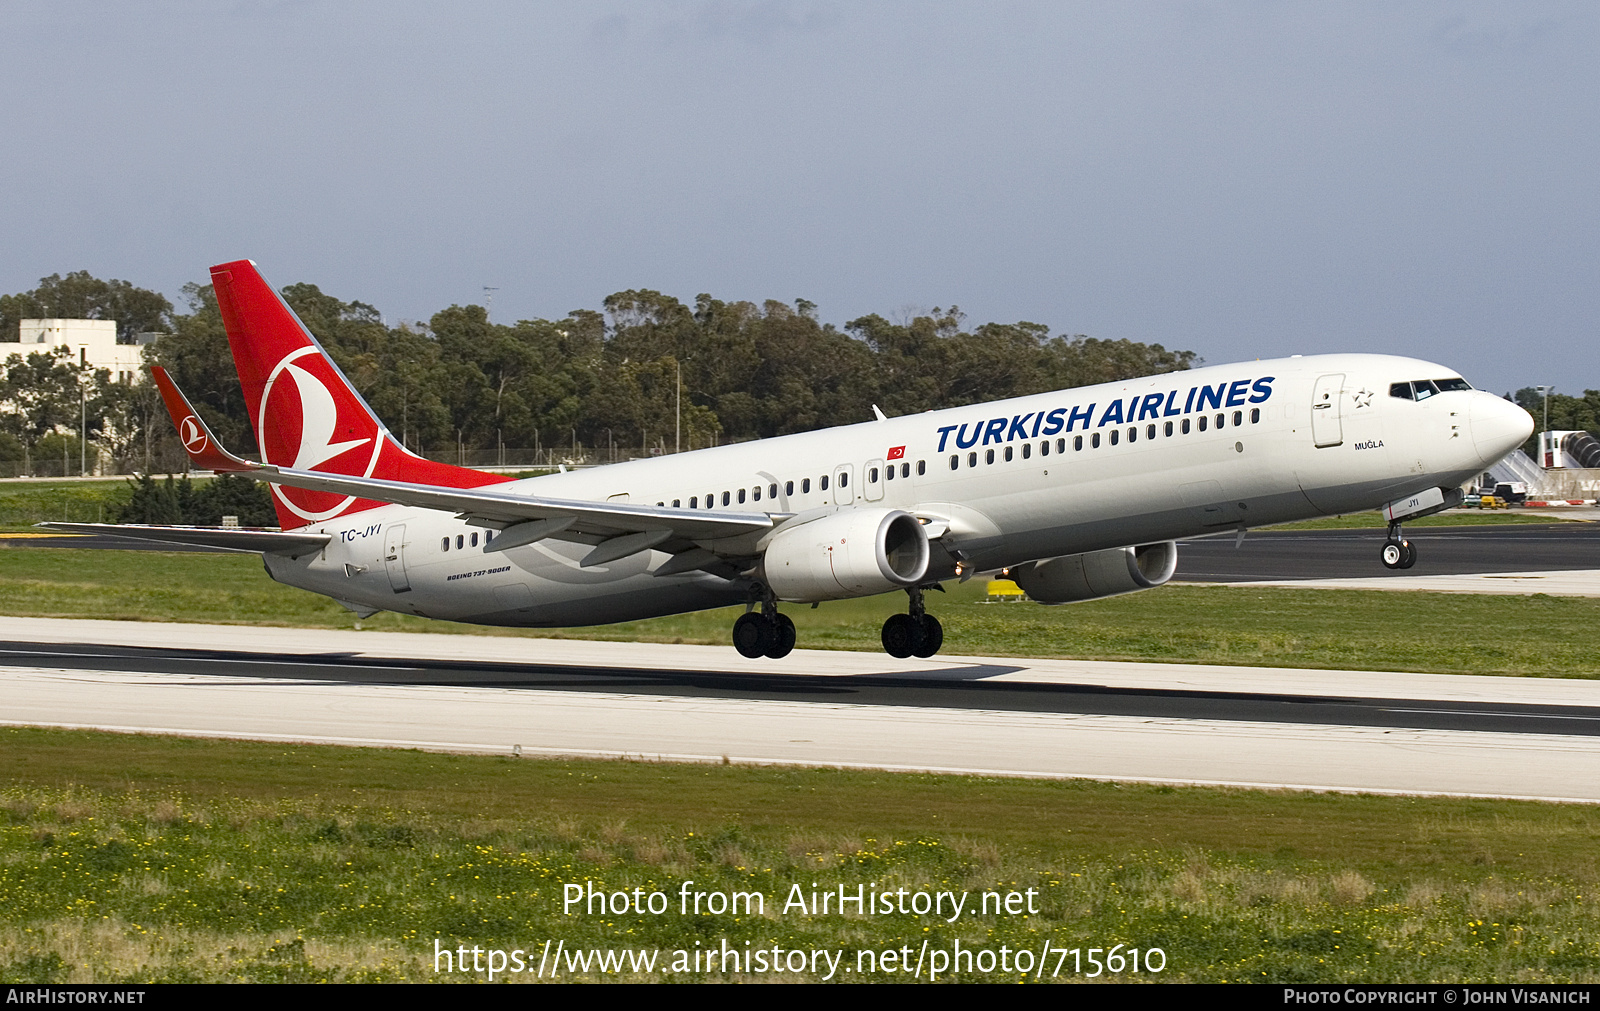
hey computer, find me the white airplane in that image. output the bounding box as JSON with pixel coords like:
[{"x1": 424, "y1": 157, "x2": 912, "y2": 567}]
[{"x1": 60, "y1": 260, "x2": 1534, "y2": 660}]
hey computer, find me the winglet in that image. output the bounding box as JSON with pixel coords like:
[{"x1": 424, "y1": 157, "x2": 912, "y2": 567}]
[{"x1": 151, "y1": 366, "x2": 259, "y2": 474}]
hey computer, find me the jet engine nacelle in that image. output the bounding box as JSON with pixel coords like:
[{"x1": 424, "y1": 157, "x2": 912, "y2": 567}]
[
  {"x1": 1009, "y1": 541, "x2": 1178, "y2": 603},
  {"x1": 761, "y1": 508, "x2": 930, "y2": 602}
]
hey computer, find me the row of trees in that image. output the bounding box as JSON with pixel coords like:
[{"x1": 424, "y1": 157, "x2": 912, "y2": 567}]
[{"x1": 4, "y1": 271, "x2": 1200, "y2": 476}]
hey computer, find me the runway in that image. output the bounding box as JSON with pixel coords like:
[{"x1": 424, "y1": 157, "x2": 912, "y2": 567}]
[
  {"x1": 5, "y1": 617, "x2": 1600, "y2": 803},
  {"x1": 1176, "y1": 520, "x2": 1600, "y2": 581},
  {"x1": 10, "y1": 517, "x2": 1600, "y2": 582}
]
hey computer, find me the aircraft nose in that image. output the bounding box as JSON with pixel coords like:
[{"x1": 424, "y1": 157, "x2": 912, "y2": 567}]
[{"x1": 1469, "y1": 393, "x2": 1535, "y2": 466}]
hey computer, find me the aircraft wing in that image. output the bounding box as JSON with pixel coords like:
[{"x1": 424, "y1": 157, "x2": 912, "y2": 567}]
[
  {"x1": 37, "y1": 522, "x2": 330, "y2": 557},
  {"x1": 150, "y1": 366, "x2": 777, "y2": 552}
]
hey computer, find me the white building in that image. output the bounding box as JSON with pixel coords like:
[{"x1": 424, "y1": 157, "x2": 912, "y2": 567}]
[{"x1": 6, "y1": 318, "x2": 146, "y2": 383}]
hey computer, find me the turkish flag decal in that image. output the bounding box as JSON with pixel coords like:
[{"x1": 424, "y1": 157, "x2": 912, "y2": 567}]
[{"x1": 887, "y1": 446, "x2": 906, "y2": 460}]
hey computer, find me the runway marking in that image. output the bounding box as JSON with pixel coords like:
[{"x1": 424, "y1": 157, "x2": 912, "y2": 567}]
[{"x1": 1383, "y1": 708, "x2": 1600, "y2": 721}]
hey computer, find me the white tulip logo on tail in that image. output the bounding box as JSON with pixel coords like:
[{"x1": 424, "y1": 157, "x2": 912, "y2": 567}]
[
  {"x1": 179, "y1": 416, "x2": 208, "y2": 454},
  {"x1": 258, "y1": 346, "x2": 382, "y2": 523}
]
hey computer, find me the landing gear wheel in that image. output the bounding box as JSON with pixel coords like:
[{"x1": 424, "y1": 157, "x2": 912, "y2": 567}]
[
  {"x1": 1381, "y1": 542, "x2": 1404, "y2": 569},
  {"x1": 881, "y1": 613, "x2": 919, "y2": 659},
  {"x1": 732, "y1": 612, "x2": 772, "y2": 658},
  {"x1": 1381, "y1": 538, "x2": 1416, "y2": 570},
  {"x1": 767, "y1": 613, "x2": 796, "y2": 659},
  {"x1": 911, "y1": 614, "x2": 943, "y2": 658}
]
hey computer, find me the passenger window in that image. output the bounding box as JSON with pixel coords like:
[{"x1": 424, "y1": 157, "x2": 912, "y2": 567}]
[
  {"x1": 752, "y1": 487, "x2": 760, "y2": 501},
  {"x1": 839, "y1": 472, "x2": 848, "y2": 488},
  {"x1": 470, "y1": 532, "x2": 478, "y2": 547},
  {"x1": 690, "y1": 496, "x2": 698, "y2": 508},
  {"x1": 441, "y1": 537, "x2": 449, "y2": 551},
  {"x1": 1058, "y1": 438, "x2": 1067, "y2": 453},
  {"x1": 1164, "y1": 421, "x2": 1173, "y2": 437},
  {"x1": 1022, "y1": 443, "x2": 1031, "y2": 460},
  {"x1": 802, "y1": 478, "x2": 811, "y2": 493},
  {"x1": 950, "y1": 455, "x2": 959, "y2": 470},
  {"x1": 968, "y1": 452, "x2": 977, "y2": 467},
  {"x1": 1232, "y1": 411, "x2": 1242, "y2": 427},
  {"x1": 1250, "y1": 408, "x2": 1260, "y2": 424},
  {"x1": 986, "y1": 449, "x2": 995, "y2": 464},
  {"x1": 769, "y1": 483, "x2": 778, "y2": 498},
  {"x1": 1110, "y1": 429, "x2": 1119, "y2": 446},
  {"x1": 1216, "y1": 413, "x2": 1225, "y2": 429},
  {"x1": 885, "y1": 466, "x2": 893, "y2": 481},
  {"x1": 456, "y1": 534, "x2": 464, "y2": 549},
  {"x1": 1198, "y1": 416, "x2": 1208, "y2": 432},
  {"x1": 1074, "y1": 435, "x2": 1083, "y2": 451},
  {"x1": 1092, "y1": 433, "x2": 1101, "y2": 448},
  {"x1": 486, "y1": 531, "x2": 493, "y2": 545},
  {"x1": 722, "y1": 491, "x2": 731, "y2": 506},
  {"x1": 1127, "y1": 427, "x2": 1136, "y2": 443},
  {"x1": 870, "y1": 468, "x2": 879, "y2": 483},
  {"x1": 1040, "y1": 440, "x2": 1049, "y2": 457},
  {"x1": 673, "y1": 499, "x2": 680, "y2": 507},
  {"x1": 1148, "y1": 424, "x2": 1157, "y2": 440},
  {"x1": 706, "y1": 492, "x2": 714, "y2": 507},
  {"x1": 737, "y1": 488, "x2": 746, "y2": 503},
  {"x1": 1004, "y1": 446, "x2": 1013, "y2": 462},
  {"x1": 1182, "y1": 418, "x2": 1191, "y2": 434},
  {"x1": 821, "y1": 475, "x2": 830, "y2": 491}
]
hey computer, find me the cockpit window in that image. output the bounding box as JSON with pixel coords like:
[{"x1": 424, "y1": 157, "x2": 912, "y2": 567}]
[{"x1": 1394, "y1": 377, "x2": 1472, "y2": 401}]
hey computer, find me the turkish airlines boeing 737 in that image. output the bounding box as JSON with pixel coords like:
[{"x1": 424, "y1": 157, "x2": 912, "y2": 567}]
[{"x1": 56, "y1": 260, "x2": 1534, "y2": 660}]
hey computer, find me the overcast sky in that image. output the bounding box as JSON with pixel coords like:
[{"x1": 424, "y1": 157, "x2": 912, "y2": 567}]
[{"x1": 3, "y1": 2, "x2": 1595, "y2": 394}]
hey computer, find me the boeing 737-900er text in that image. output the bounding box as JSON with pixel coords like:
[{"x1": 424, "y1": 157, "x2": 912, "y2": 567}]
[{"x1": 51, "y1": 260, "x2": 1535, "y2": 659}]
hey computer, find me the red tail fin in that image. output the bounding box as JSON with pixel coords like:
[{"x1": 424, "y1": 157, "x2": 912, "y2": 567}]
[{"x1": 209, "y1": 259, "x2": 509, "y2": 529}]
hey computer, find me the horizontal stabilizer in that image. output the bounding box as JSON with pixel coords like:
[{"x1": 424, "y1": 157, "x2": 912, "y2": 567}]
[{"x1": 38, "y1": 522, "x2": 330, "y2": 557}]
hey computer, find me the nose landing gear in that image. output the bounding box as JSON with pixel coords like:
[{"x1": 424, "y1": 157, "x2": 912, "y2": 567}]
[
  {"x1": 880, "y1": 586, "x2": 944, "y2": 658},
  {"x1": 1381, "y1": 523, "x2": 1417, "y2": 570},
  {"x1": 732, "y1": 587, "x2": 796, "y2": 659}
]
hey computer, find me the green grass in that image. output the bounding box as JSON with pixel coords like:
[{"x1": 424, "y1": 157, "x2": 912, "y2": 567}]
[
  {"x1": 2, "y1": 547, "x2": 1597, "y2": 677},
  {"x1": 1, "y1": 728, "x2": 1597, "y2": 983}
]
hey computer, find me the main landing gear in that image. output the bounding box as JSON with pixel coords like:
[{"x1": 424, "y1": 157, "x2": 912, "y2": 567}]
[
  {"x1": 880, "y1": 586, "x2": 944, "y2": 659},
  {"x1": 732, "y1": 588, "x2": 796, "y2": 659},
  {"x1": 1381, "y1": 522, "x2": 1417, "y2": 570}
]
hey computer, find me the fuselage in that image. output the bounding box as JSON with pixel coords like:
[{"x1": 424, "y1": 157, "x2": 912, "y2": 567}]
[{"x1": 263, "y1": 353, "x2": 1532, "y2": 626}]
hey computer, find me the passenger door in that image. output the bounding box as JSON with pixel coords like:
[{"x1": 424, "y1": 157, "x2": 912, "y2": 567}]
[
  {"x1": 1311, "y1": 374, "x2": 1344, "y2": 447},
  {"x1": 384, "y1": 523, "x2": 411, "y2": 593}
]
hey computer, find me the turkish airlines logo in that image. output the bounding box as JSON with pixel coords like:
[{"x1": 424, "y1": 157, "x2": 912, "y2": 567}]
[
  {"x1": 258, "y1": 345, "x2": 381, "y2": 523},
  {"x1": 887, "y1": 446, "x2": 905, "y2": 460},
  {"x1": 179, "y1": 415, "x2": 208, "y2": 454}
]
